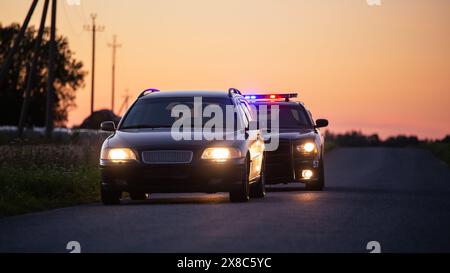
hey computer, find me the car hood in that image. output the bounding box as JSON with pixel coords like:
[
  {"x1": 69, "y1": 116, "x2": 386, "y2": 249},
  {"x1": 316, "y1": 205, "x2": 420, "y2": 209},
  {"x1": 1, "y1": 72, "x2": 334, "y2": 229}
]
[
  {"x1": 263, "y1": 129, "x2": 317, "y2": 141},
  {"x1": 106, "y1": 129, "x2": 243, "y2": 150}
]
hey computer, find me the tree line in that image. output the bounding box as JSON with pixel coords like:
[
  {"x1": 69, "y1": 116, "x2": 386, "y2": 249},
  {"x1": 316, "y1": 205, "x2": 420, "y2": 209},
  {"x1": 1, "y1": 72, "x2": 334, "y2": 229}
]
[{"x1": 325, "y1": 131, "x2": 450, "y2": 147}]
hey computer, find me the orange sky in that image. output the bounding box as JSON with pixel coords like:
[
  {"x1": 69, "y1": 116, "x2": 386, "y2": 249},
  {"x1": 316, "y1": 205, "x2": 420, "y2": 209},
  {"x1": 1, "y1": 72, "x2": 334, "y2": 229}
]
[{"x1": 1, "y1": 0, "x2": 450, "y2": 139}]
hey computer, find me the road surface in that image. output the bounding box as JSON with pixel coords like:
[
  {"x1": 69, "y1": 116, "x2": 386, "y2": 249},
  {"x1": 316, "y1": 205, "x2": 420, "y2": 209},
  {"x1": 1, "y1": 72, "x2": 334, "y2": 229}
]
[{"x1": 1, "y1": 147, "x2": 450, "y2": 253}]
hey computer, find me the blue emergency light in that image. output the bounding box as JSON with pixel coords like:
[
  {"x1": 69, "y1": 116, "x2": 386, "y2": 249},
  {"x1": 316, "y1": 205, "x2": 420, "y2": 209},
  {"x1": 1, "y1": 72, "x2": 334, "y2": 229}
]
[{"x1": 243, "y1": 93, "x2": 298, "y2": 101}]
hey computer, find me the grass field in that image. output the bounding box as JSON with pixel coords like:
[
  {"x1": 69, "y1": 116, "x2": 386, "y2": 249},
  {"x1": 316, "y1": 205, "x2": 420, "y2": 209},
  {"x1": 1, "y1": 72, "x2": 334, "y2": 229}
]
[{"x1": 0, "y1": 138, "x2": 104, "y2": 217}]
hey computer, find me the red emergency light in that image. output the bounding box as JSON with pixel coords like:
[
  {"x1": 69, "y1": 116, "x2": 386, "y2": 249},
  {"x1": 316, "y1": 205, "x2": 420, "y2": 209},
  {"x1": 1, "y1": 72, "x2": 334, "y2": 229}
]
[{"x1": 244, "y1": 93, "x2": 298, "y2": 101}]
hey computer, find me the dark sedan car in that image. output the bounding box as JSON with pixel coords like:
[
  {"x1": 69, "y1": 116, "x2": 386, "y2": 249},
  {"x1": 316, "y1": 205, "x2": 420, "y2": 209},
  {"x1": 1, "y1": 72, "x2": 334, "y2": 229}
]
[
  {"x1": 99, "y1": 88, "x2": 266, "y2": 204},
  {"x1": 245, "y1": 93, "x2": 328, "y2": 190}
]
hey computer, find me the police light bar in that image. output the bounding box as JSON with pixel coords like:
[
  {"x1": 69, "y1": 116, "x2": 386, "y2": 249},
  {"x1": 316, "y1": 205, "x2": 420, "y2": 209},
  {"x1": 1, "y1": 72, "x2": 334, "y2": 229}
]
[{"x1": 243, "y1": 93, "x2": 298, "y2": 100}]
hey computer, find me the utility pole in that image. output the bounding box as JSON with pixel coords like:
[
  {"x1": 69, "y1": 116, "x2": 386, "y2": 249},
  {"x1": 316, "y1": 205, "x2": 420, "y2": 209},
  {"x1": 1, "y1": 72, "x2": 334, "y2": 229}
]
[
  {"x1": 0, "y1": 0, "x2": 39, "y2": 88},
  {"x1": 84, "y1": 14, "x2": 104, "y2": 115},
  {"x1": 18, "y1": 0, "x2": 50, "y2": 137},
  {"x1": 108, "y1": 35, "x2": 121, "y2": 113},
  {"x1": 45, "y1": 0, "x2": 57, "y2": 138}
]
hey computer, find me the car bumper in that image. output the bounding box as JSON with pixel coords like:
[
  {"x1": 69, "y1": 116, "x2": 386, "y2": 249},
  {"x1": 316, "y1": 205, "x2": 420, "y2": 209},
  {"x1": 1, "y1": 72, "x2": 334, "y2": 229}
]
[
  {"x1": 264, "y1": 140, "x2": 321, "y2": 184},
  {"x1": 265, "y1": 158, "x2": 320, "y2": 183},
  {"x1": 100, "y1": 158, "x2": 246, "y2": 193}
]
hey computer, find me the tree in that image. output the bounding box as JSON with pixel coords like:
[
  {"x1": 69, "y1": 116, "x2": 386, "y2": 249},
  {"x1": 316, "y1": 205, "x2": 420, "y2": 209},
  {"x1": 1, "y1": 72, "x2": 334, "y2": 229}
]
[{"x1": 0, "y1": 23, "x2": 85, "y2": 127}]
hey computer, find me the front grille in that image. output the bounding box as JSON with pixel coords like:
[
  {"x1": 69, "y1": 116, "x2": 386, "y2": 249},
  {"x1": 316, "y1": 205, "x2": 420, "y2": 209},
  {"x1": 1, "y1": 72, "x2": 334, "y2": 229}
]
[
  {"x1": 265, "y1": 140, "x2": 291, "y2": 164},
  {"x1": 265, "y1": 140, "x2": 294, "y2": 181},
  {"x1": 141, "y1": 150, "x2": 193, "y2": 164}
]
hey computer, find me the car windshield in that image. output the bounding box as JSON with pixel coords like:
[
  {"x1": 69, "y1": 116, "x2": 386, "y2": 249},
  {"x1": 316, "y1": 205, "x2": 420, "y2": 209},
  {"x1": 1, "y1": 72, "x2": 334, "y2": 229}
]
[
  {"x1": 120, "y1": 97, "x2": 239, "y2": 130},
  {"x1": 254, "y1": 103, "x2": 313, "y2": 129}
]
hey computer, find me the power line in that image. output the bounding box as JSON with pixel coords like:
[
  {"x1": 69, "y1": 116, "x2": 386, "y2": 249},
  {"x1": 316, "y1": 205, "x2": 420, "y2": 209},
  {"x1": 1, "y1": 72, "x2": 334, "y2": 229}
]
[
  {"x1": 108, "y1": 35, "x2": 122, "y2": 113},
  {"x1": 83, "y1": 14, "x2": 105, "y2": 115}
]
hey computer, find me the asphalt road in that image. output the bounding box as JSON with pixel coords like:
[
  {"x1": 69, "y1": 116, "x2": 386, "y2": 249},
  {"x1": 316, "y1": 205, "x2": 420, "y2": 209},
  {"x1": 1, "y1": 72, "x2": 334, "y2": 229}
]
[{"x1": 1, "y1": 147, "x2": 450, "y2": 253}]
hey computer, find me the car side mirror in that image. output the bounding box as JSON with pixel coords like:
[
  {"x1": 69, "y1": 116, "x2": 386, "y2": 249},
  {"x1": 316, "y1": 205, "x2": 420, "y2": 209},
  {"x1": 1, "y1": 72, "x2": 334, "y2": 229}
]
[
  {"x1": 100, "y1": 121, "x2": 116, "y2": 132},
  {"x1": 315, "y1": 119, "x2": 328, "y2": 128}
]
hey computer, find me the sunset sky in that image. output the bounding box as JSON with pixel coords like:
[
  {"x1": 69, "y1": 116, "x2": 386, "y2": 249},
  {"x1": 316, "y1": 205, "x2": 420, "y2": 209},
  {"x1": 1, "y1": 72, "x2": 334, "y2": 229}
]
[{"x1": 1, "y1": 0, "x2": 449, "y2": 139}]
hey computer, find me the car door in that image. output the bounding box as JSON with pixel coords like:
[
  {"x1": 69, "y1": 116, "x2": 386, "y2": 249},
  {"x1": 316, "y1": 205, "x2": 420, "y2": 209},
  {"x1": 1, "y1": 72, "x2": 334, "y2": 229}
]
[{"x1": 238, "y1": 99, "x2": 264, "y2": 181}]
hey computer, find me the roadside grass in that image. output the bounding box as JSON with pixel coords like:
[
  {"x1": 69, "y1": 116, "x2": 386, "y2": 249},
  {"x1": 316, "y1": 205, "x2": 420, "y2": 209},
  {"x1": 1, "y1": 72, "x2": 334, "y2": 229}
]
[
  {"x1": 422, "y1": 142, "x2": 450, "y2": 166},
  {"x1": 0, "y1": 140, "x2": 104, "y2": 217},
  {"x1": 324, "y1": 141, "x2": 337, "y2": 153},
  {"x1": 0, "y1": 166, "x2": 99, "y2": 217}
]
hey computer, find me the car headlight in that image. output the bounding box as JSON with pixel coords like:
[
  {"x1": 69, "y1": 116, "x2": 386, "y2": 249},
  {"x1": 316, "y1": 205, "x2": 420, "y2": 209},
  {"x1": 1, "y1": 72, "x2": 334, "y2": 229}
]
[
  {"x1": 101, "y1": 148, "x2": 137, "y2": 162},
  {"x1": 296, "y1": 142, "x2": 317, "y2": 154},
  {"x1": 201, "y1": 147, "x2": 241, "y2": 162}
]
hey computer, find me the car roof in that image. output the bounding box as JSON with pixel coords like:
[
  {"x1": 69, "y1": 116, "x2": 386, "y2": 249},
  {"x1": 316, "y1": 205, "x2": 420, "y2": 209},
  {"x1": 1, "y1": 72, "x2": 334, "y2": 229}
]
[{"x1": 139, "y1": 90, "x2": 236, "y2": 100}]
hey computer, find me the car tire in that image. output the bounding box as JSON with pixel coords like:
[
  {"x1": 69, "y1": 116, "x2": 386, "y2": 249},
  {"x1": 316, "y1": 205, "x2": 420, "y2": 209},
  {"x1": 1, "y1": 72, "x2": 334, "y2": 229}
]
[
  {"x1": 250, "y1": 158, "x2": 266, "y2": 198},
  {"x1": 305, "y1": 159, "x2": 325, "y2": 191},
  {"x1": 101, "y1": 188, "x2": 121, "y2": 205},
  {"x1": 229, "y1": 156, "x2": 250, "y2": 203},
  {"x1": 130, "y1": 192, "x2": 147, "y2": 201}
]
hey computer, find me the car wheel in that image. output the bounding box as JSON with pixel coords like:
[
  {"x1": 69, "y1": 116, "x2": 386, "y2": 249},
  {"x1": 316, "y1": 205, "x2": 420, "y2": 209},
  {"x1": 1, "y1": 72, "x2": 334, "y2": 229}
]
[
  {"x1": 129, "y1": 192, "x2": 147, "y2": 201},
  {"x1": 305, "y1": 159, "x2": 325, "y2": 191},
  {"x1": 250, "y1": 158, "x2": 266, "y2": 198},
  {"x1": 229, "y1": 156, "x2": 250, "y2": 203},
  {"x1": 101, "y1": 188, "x2": 121, "y2": 205}
]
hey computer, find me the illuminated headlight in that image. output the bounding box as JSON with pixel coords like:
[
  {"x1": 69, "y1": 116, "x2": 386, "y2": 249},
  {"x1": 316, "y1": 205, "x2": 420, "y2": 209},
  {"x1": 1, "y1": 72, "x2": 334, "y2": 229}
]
[
  {"x1": 302, "y1": 169, "x2": 314, "y2": 179},
  {"x1": 101, "y1": 148, "x2": 137, "y2": 162},
  {"x1": 201, "y1": 147, "x2": 241, "y2": 162},
  {"x1": 297, "y1": 142, "x2": 317, "y2": 154}
]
